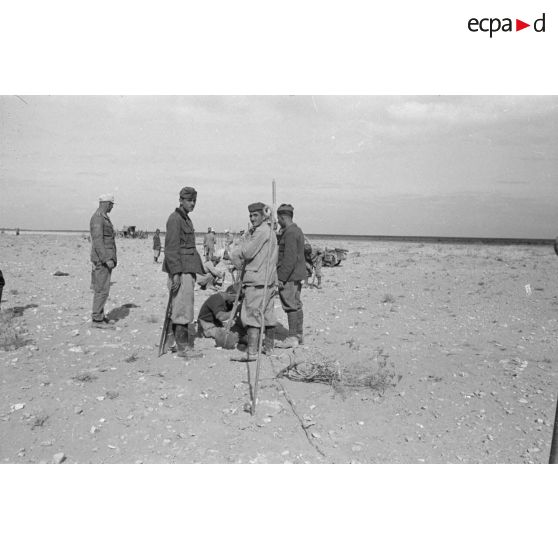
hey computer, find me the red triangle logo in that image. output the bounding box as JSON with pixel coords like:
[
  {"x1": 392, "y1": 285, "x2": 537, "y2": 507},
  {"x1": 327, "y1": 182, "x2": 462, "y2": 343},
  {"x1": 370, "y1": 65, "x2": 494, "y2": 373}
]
[{"x1": 516, "y1": 19, "x2": 530, "y2": 31}]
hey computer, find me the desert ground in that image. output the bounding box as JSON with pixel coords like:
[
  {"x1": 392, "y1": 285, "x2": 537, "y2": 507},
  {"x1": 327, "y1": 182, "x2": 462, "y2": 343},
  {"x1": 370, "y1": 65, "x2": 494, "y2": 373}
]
[{"x1": 1, "y1": 233, "x2": 557, "y2": 464}]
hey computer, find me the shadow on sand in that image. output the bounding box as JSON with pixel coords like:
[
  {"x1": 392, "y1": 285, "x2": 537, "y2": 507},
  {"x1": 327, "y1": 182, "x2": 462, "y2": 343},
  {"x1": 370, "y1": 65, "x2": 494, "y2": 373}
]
[
  {"x1": 2, "y1": 303, "x2": 39, "y2": 317},
  {"x1": 106, "y1": 303, "x2": 140, "y2": 323}
]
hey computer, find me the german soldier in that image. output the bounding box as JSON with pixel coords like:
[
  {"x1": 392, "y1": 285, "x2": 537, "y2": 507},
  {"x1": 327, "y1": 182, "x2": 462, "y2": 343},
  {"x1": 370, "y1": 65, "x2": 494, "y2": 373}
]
[
  {"x1": 162, "y1": 186, "x2": 205, "y2": 359},
  {"x1": 275, "y1": 203, "x2": 306, "y2": 347},
  {"x1": 231, "y1": 202, "x2": 277, "y2": 361},
  {"x1": 90, "y1": 194, "x2": 117, "y2": 328}
]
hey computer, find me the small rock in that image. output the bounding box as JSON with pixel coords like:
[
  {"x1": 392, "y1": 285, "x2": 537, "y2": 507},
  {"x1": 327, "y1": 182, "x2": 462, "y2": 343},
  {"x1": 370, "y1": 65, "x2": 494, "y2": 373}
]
[
  {"x1": 10, "y1": 403, "x2": 25, "y2": 412},
  {"x1": 351, "y1": 444, "x2": 363, "y2": 452},
  {"x1": 74, "y1": 407, "x2": 83, "y2": 415},
  {"x1": 52, "y1": 452, "x2": 66, "y2": 464},
  {"x1": 105, "y1": 391, "x2": 119, "y2": 400}
]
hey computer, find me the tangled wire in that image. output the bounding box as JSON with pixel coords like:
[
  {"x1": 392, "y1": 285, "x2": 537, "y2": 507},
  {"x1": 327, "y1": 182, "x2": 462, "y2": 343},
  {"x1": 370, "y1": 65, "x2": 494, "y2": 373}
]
[{"x1": 277, "y1": 349, "x2": 400, "y2": 395}]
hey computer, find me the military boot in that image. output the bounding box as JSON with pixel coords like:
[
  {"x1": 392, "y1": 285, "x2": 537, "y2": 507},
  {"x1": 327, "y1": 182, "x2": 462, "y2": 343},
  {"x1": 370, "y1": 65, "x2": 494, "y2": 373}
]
[
  {"x1": 263, "y1": 326, "x2": 275, "y2": 355},
  {"x1": 240, "y1": 326, "x2": 259, "y2": 361},
  {"x1": 164, "y1": 323, "x2": 177, "y2": 353},
  {"x1": 175, "y1": 324, "x2": 188, "y2": 358},
  {"x1": 183, "y1": 323, "x2": 204, "y2": 359},
  {"x1": 316, "y1": 276, "x2": 322, "y2": 289},
  {"x1": 275, "y1": 313, "x2": 299, "y2": 349}
]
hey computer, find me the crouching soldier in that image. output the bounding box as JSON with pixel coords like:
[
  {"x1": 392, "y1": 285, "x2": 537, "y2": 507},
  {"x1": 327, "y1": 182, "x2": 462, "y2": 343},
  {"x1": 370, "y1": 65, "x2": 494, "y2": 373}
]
[
  {"x1": 163, "y1": 186, "x2": 205, "y2": 359},
  {"x1": 197, "y1": 284, "x2": 241, "y2": 339},
  {"x1": 231, "y1": 202, "x2": 277, "y2": 361}
]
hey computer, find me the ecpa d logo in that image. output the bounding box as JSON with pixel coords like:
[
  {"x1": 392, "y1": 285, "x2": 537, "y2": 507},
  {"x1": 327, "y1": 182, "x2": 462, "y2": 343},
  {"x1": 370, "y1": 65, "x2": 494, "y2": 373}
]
[{"x1": 468, "y1": 13, "x2": 546, "y2": 37}]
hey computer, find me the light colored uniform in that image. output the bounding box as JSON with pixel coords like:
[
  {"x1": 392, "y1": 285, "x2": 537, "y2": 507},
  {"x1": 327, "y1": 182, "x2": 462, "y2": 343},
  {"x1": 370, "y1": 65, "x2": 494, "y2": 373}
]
[{"x1": 231, "y1": 221, "x2": 278, "y2": 328}]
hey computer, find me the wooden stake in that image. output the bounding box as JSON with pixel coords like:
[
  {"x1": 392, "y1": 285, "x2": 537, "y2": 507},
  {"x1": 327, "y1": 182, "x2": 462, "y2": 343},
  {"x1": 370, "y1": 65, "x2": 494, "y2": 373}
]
[{"x1": 251, "y1": 179, "x2": 277, "y2": 415}]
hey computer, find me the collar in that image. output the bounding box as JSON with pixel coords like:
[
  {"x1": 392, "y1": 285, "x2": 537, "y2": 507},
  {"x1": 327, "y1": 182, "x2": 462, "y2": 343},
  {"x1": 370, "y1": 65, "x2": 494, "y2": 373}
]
[{"x1": 175, "y1": 207, "x2": 191, "y2": 220}]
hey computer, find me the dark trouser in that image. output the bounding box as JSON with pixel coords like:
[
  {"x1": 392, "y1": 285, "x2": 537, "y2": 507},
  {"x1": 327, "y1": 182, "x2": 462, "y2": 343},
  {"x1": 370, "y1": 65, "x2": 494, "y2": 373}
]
[
  {"x1": 91, "y1": 262, "x2": 111, "y2": 321},
  {"x1": 279, "y1": 280, "x2": 303, "y2": 313}
]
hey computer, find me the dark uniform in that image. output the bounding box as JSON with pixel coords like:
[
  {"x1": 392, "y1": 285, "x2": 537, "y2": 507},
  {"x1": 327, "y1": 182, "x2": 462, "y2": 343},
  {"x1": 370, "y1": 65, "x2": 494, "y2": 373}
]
[
  {"x1": 276, "y1": 203, "x2": 306, "y2": 344},
  {"x1": 163, "y1": 186, "x2": 205, "y2": 357},
  {"x1": 152, "y1": 230, "x2": 161, "y2": 263},
  {"x1": 90, "y1": 197, "x2": 117, "y2": 323}
]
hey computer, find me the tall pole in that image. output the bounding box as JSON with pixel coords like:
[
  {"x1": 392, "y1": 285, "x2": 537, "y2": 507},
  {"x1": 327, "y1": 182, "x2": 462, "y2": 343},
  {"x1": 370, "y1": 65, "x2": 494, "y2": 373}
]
[{"x1": 251, "y1": 179, "x2": 276, "y2": 415}]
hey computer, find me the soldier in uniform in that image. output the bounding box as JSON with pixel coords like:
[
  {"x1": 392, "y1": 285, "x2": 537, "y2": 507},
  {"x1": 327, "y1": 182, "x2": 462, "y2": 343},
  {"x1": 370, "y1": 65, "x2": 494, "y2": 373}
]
[
  {"x1": 163, "y1": 186, "x2": 205, "y2": 359},
  {"x1": 90, "y1": 194, "x2": 117, "y2": 328},
  {"x1": 231, "y1": 202, "x2": 277, "y2": 361},
  {"x1": 276, "y1": 203, "x2": 306, "y2": 347},
  {"x1": 203, "y1": 227, "x2": 216, "y2": 261},
  {"x1": 152, "y1": 229, "x2": 162, "y2": 263}
]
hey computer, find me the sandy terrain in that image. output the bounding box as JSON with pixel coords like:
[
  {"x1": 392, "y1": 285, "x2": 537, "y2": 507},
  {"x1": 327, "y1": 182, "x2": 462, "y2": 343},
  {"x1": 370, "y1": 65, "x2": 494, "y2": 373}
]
[{"x1": 1, "y1": 233, "x2": 557, "y2": 464}]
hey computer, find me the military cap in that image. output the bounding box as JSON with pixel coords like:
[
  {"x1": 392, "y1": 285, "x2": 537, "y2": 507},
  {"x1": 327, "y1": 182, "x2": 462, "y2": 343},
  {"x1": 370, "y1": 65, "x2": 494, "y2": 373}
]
[
  {"x1": 99, "y1": 193, "x2": 115, "y2": 203},
  {"x1": 226, "y1": 283, "x2": 241, "y2": 295},
  {"x1": 179, "y1": 186, "x2": 197, "y2": 199},
  {"x1": 277, "y1": 203, "x2": 294, "y2": 216},
  {"x1": 248, "y1": 202, "x2": 265, "y2": 212}
]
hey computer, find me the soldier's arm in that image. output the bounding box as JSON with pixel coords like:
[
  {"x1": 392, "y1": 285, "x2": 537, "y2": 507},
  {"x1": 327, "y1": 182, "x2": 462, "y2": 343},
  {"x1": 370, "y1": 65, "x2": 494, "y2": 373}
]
[{"x1": 90, "y1": 214, "x2": 109, "y2": 263}]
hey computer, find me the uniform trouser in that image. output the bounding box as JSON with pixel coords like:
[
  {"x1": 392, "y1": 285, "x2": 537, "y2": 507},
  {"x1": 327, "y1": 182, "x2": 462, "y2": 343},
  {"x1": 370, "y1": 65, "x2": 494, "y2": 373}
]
[
  {"x1": 167, "y1": 273, "x2": 195, "y2": 325},
  {"x1": 153, "y1": 249, "x2": 161, "y2": 260},
  {"x1": 279, "y1": 280, "x2": 303, "y2": 312},
  {"x1": 91, "y1": 262, "x2": 112, "y2": 321},
  {"x1": 241, "y1": 285, "x2": 277, "y2": 328}
]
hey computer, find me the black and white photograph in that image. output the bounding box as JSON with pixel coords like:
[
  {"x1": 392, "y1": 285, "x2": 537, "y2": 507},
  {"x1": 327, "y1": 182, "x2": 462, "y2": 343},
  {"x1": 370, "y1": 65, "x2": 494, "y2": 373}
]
[
  {"x1": 1, "y1": 95, "x2": 557, "y2": 465},
  {"x1": 1, "y1": 2, "x2": 558, "y2": 557}
]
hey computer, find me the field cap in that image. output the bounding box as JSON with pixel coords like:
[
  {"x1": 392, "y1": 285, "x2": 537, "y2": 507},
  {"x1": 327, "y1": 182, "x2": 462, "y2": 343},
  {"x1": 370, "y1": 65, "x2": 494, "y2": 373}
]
[
  {"x1": 226, "y1": 283, "x2": 241, "y2": 295},
  {"x1": 99, "y1": 193, "x2": 115, "y2": 203},
  {"x1": 277, "y1": 203, "x2": 294, "y2": 216},
  {"x1": 180, "y1": 186, "x2": 197, "y2": 199},
  {"x1": 248, "y1": 202, "x2": 265, "y2": 212}
]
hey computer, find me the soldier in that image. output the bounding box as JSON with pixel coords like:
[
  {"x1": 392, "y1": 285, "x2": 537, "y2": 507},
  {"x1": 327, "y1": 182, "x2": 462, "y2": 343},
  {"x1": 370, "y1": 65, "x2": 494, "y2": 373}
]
[
  {"x1": 276, "y1": 203, "x2": 306, "y2": 347},
  {"x1": 304, "y1": 239, "x2": 324, "y2": 289},
  {"x1": 152, "y1": 229, "x2": 161, "y2": 263},
  {"x1": 163, "y1": 186, "x2": 205, "y2": 359},
  {"x1": 203, "y1": 227, "x2": 216, "y2": 261},
  {"x1": 197, "y1": 255, "x2": 226, "y2": 290},
  {"x1": 231, "y1": 202, "x2": 277, "y2": 361},
  {"x1": 90, "y1": 194, "x2": 117, "y2": 328},
  {"x1": 197, "y1": 284, "x2": 240, "y2": 339}
]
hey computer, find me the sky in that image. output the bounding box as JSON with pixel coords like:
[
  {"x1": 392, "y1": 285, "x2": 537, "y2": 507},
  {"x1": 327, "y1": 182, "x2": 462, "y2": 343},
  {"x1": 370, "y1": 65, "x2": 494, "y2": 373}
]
[{"x1": 1, "y1": 95, "x2": 557, "y2": 238}]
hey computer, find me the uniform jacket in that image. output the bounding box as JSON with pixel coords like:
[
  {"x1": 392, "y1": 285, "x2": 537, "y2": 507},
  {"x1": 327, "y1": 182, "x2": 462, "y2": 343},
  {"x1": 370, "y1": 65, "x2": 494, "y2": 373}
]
[
  {"x1": 231, "y1": 221, "x2": 277, "y2": 286},
  {"x1": 152, "y1": 233, "x2": 161, "y2": 250},
  {"x1": 90, "y1": 208, "x2": 117, "y2": 266},
  {"x1": 277, "y1": 223, "x2": 306, "y2": 283},
  {"x1": 163, "y1": 207, "x2": 204, "y2": 276}
]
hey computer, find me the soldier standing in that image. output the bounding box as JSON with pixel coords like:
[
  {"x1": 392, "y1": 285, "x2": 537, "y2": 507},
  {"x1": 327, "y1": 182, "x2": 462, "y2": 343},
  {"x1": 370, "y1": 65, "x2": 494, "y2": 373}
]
[
  {"x1": 203, "y1": 227, "x2": 216, "y2": 261},
  {"x1": 276, "y1": 203, "x2": 306, "y2": 346},
  {"x1": 90, "y1": 194, "x2": 117, "y2": 328},
  {"x1": 163, "y1": 186, "x2": 205, "y2": 359},
  {"x1": 152, "y1": 229, "x2": 161, "y2": 263},
  {"x1": 231, "y1": 202, "x2": 277, "y2": 361}
]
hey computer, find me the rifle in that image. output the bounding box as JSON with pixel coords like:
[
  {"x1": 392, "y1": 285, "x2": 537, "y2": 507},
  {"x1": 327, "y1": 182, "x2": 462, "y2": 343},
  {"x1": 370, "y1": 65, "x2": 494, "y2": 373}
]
[{"x1": 158, "y1": 290, "x2": 174, "y2": 357}]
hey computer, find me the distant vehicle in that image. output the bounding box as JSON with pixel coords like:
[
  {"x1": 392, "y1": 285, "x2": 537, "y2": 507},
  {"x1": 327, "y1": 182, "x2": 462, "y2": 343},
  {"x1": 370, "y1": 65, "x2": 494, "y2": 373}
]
[
  {"x1": 120, "y1": 225, "x2": 147, "y2": 239},
  {"x1": 323, "y1": 247, "x2": 348, "y2": 267}
]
